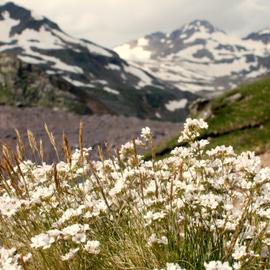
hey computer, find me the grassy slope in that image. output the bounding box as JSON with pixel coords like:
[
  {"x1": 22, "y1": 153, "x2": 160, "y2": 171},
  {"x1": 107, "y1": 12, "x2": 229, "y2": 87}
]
[{"x1": 152, "y1": 76, "x2": 270, "y2": 158}]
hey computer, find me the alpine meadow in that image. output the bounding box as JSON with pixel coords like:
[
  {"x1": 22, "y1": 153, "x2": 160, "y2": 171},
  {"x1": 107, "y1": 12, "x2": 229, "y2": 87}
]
[{"x1": 0, "y1": 1, "x2": 270, "y2": 270}]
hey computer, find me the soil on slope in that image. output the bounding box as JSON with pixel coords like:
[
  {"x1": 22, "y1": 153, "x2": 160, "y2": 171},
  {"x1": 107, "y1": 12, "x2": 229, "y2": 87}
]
[{"x1": 0, "y1": 106, "x2": 181, "y2": 162}]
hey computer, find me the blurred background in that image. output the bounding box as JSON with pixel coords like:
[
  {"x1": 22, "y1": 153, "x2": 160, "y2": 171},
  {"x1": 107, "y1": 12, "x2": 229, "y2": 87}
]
[{"x1": 0, "y1": 0, "x2": 269, "y2": 165}]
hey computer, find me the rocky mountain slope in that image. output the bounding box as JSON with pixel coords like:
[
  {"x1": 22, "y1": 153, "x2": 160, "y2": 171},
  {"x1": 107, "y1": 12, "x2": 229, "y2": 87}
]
[
  {"x1": 0, "y1": 2, "x2": 196, "y2": 121},
  {"x1": 115, "y1": 20, "x2": 270, "y2": 96}
]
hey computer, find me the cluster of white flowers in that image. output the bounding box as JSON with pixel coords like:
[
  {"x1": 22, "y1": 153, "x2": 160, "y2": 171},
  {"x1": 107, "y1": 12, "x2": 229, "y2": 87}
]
[
  {"x1": 84, "y1": 240, "x2": 100, "y2": 254},
  {"x1": 148, "y1": 233, "x2": 168, "y2": 246},
  {"x1": 178, "y1": 118, "x2": 208, "y2": 143},
  {"x1": 61, "y1": 248, "x2": 79, "y2": 261},
  {"x1": 141, "y1": 126, "x2": 152, "y2": 141},
  {"x1": 31, "y1": 232, "x2": 56, "y2": 249},
  {"x1": 59, "y1": 241, "x2": 100, "y2": 261},
  {"x1": 204, "y1": 261, "x2": 233, "y2": 270},
  {"x1": 155, "y1": 263, "x2": 186, "y2": 270},
  {"x1": 0, "y1": 247, "x2": 31, "y2": 270},
  {"x1": 0, "y1": 119, "x2": 270, "y2": 269},
  {"x1": 31, "y1": 223, "x2": 99, "y2": 257}
]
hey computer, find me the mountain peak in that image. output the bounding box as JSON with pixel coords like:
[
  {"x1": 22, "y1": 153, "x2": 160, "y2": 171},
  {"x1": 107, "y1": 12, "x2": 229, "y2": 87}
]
[
  {"x1": 1, "y1": 1, "x2": 32, "y2": 17},
  {"x1": 168, "y1": 19, "x2": 224, "y2": 42},
  {"x1": 181, "y1": 19, "x2": 223, "y2": 34},
  {"x1": 244, "y1": 27, "x2": 270, "y2": 44},
  {"x1": 258, "y1": 27, "x2": 270, "y2": 35},
  {"x1": 2, "y1": 1, "x2": 15, "y2": 7},
  {"x1": 0, "y1": 1, "x2": 61, "y2": 35},
  {"x1": 146, "y1": 31, "x2": 166, "y2": 40},
  {"x1": 189, "y1": 19, "x2": 213, "y2": 26}
]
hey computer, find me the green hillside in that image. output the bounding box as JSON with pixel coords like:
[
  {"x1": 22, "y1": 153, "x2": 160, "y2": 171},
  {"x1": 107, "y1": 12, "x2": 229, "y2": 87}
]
[{"x1": 152, "y1": 76, "x2": 270, "y2": 158}]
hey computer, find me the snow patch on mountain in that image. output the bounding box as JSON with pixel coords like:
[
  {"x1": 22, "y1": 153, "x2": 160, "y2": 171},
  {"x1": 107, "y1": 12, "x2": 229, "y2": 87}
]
[
  {"x1": 124, "y1": 64, "x2": 153, "y2": 89},
  {"x1": 115, "y1": 43, "x2": 152, "y2": 61},
  {"x1": 0, "y1": 5, "x2": 161, "y2": 91},
  {"x1": 18, "y1": 55, "x2": 46, "y2": 65},
  {"x1": 63, "y1": 76, "x2": 95, "y2": 88},
  {"x1": 0, "y1": 2, "x2": 197, "y2": 122},
  {"x1": 165, "y1": 99, "x2": 188, "y2": 111},
  {"x1": 30, "y1": 10, "x2": 44, "y2": 21},
  {"x1": 0, "y1": 10, "x2": 19, "y2": 39},
  {"x1": 103, "y1": 87, "x2": 120, "y2": 95},
  {"x1": 115, "y1": 20, "x2": 270, "y2": 96},
  {"x1": 82, "y1": 41, "x2": 113, "y2": 57},
  {"x1": 106, "y1": 63, "x2": 121, "y2": 71},
  {"x1": 137, "y1": 37, "x2": 149, "y2": 46}
]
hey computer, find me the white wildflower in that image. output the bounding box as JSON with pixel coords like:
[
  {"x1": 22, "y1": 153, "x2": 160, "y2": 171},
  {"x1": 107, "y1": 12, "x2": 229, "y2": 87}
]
[
  {"x1": 84, "y1": 240, "x2": 100, "y2": 254},
  {"x1": 21, "y1": 253, "x2": 32, "y2": 263},
  {"x1": 178, "y1": 118, "x2": 208, "y2": 143},
  {"x1": 0, "y1": 195, "x2": 26, "y2": 217},
  {"x1": 141, "y1": 127, "x2": 152, "y2": 141},
  {"x1": 165, "y1": 262, "x2": 185, "y2": 270},
  {"x1": 61, "y1": 224, "x2": 89, "y2": 244},
  {"x1": 232, "y1": 243, "x2": 247, "y2": 260},
  {"x1": 204, "y1": 261, "x2": 232, "y2": 270},
  {"x1": 61, "y1": 248, "x2": 79, "y2": 261},
  {"x1": 31, "y1": 233, "x2": 55, "y2": 249},
  {"x1": 0, "y1": 247, "x2": 23, "y2": 270},
  {"x1": 148, "y1": 233, "x2": 168, "y2": 246},
  {"x1": 62, "y1": 224, "x2": 89, "y2": 237},
  {"x1": 54, "y1": 206, "x2": 85, "y2": 226}
]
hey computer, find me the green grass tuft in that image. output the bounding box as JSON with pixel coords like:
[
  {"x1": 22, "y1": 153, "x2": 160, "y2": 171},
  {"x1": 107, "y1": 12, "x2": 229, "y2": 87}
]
[{"x1": 151, "y1": 76, "x2": 270, "y2": 159}]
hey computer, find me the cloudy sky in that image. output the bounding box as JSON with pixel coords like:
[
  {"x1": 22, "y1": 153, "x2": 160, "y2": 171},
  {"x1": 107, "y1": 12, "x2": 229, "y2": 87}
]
[{"x1": 2, "y1": 0, "x2": 270, "y2": 47}]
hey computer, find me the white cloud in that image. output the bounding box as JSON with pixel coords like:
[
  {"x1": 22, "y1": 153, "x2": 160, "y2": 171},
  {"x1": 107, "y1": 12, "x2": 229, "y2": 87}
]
[
  {"x1": 2, "y1": 0, "x2": 270, "y2": 47},
  {"x1": 241, "y1": 0, "x2": 267, "y2": 10}
]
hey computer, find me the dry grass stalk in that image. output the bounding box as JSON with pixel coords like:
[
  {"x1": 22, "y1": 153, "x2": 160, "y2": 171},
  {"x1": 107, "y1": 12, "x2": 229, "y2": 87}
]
[
  {"x1": 62, "y1": 133, "x2": 72, "y2": 165},
  {"x1": 39, "y1": 139, "x2": 44, "y2": 163},
  {"x1": 0, "y1": 168, "x2": 12, "y2": 195},
  {"x1": 13, "y1": 153, "x2": 29, "y2": 197},
  {"x1": 79, "y1": 121, "x2": 84, "y2": 164},
  {"x1": 27, "y1": 130, "x2": 38, "y2": 156},
  {"x1": 44, "y1": 123, "x2": 60, "y2": 161},
  {"x1": 2, "y1": 156, "x2": 22, "y2": 195},
  {"x1": 15, "y1": 128, "x2": 26, "y2": 159},
  {"x1": 53, "y1": 163, "x2": 61, "y2": 194}
]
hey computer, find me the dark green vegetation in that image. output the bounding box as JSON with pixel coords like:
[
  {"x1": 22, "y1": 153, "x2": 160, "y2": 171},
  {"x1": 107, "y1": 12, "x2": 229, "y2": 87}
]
[
  {"x1": 151, "y1": 76, "x2": 270, "y2": 158},
  {"x1": 0, "y1": 53, "x2": 92, "y2": 114}
]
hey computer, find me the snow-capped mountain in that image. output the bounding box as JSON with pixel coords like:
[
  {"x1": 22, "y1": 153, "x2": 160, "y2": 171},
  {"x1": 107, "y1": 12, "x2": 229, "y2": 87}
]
[
  {"x1": 0, "y1": 2, "x2": 195, "y2": 121},
  {"x1": 245, "y1": 28, "x2": 270, "y2": 44},
  {"x1": 115, "y1": 20, "x2": 270, "y2": 96}
]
